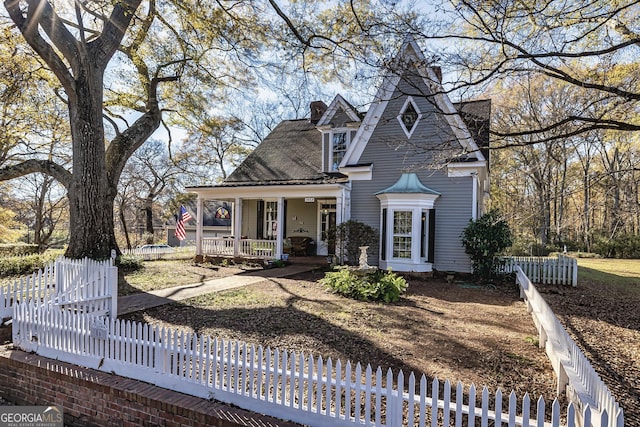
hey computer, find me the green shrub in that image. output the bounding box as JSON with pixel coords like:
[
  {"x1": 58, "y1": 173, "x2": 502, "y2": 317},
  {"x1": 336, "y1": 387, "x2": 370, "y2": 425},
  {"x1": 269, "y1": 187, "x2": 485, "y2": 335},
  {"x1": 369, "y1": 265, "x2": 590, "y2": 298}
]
[
  {"x1": 117, "y1": 254, "x2": 144, "y2": 272},
  {"x1": 592, "y1": 234, "x2": 640, "y2": 259},
  {"x1": 320, "y1": 267, "x2": 408, "y2": 303},
  {"x1": 0, "y1": 243, "x2": 40, "y2": 257},
  {"x1": 270, "y1": 259, "x2": 286, "y2": 268},
  {"x1": 0, "y1": 253, "x2": 55, "y2": 277},
  {"x1": 461, "y1": 210, "x2": 513, "y2": 280},
  {"x1": 327, "y1": 220, "x2": 378, "y2": 265}
]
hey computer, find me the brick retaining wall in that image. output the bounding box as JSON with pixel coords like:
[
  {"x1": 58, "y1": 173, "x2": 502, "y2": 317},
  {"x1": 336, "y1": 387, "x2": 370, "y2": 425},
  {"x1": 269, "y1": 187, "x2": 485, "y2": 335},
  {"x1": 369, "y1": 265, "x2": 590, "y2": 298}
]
[{"x1": 0, "y1": 344, "x2": 301, "y2": 427}]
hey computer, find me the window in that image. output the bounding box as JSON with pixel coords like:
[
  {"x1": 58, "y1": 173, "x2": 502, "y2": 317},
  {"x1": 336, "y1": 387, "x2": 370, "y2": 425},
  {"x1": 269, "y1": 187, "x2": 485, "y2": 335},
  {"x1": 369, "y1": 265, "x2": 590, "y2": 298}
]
[
  {"x1": 331, "y1": 132, "x2": 347, "y2": 170},
  {"x1": 265, "y1": 201, "x2": 278, "y2": 239},
  {"x1": 402, "y1": 103, "x2": 418, "y2": 131},
  {"x1": 393, "y1": 211, "x2": 412, "y2": 258},
  {"x1": 397, "y1": 97, "x2": 421, "y2": 137}
]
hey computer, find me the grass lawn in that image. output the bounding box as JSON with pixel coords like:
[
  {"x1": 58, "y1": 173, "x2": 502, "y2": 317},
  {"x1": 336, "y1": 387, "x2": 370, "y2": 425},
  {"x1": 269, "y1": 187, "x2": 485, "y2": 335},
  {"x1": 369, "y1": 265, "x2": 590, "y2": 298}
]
[
  {"x1": 577, "y1": 257, "x2": 640, "y2": 294},
  {"x1": 118, "y1": 259, "x2": 262, "y2": 296}
]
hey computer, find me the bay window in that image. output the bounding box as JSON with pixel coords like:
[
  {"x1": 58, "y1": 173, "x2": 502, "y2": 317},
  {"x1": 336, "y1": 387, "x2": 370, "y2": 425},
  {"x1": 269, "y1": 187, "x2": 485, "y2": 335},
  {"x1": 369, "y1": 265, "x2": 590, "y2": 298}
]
[{"x1": 376, "y1": 173, "x2": 440, "y2": 272}]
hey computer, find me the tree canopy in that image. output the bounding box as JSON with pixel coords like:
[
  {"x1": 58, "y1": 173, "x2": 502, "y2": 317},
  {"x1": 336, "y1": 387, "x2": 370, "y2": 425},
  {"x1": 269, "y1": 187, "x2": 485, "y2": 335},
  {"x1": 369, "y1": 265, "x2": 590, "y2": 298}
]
[
  {"x1": 1, "y1": 0, "x2": 639, "y2": 258},
  {"x1": 437, "y1": 0, "x2": 640, "y2": 144}
]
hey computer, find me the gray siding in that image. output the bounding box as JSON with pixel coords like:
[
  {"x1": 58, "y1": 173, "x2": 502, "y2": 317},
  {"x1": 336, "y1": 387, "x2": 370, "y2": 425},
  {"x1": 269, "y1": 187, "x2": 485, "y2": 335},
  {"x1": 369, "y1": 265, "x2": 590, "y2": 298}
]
[
  {"x1": 329, "y1": 107, "x2": 354, "y2": 128},
  {"x1": 349, "y1": 66, "x2": 474, "y2": 273}
]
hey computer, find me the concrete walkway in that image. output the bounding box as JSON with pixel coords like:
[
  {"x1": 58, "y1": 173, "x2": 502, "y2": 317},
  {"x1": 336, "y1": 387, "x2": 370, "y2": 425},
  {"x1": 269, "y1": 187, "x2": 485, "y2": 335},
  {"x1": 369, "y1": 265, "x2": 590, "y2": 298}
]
[{"x1": 117, "y1": 263, "x2": 320, "y2": 316}]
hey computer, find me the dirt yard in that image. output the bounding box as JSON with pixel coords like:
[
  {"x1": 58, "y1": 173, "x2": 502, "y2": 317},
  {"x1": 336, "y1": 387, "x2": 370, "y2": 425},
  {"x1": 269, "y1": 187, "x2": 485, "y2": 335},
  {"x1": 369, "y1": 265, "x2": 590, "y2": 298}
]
[
  {"x1": 122, "y1": 270, "x2": 562, "y2": 406},
  {"x1": 537, "y1": 277, "x2": 640, "y2": 427}
]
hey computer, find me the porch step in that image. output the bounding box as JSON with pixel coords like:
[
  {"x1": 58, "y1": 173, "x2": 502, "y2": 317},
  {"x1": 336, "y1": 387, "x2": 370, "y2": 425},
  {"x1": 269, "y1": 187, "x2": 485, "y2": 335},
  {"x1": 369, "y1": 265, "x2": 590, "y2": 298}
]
[{"x1": 287, "y1": 255, "x2": 329, "y2": 266}]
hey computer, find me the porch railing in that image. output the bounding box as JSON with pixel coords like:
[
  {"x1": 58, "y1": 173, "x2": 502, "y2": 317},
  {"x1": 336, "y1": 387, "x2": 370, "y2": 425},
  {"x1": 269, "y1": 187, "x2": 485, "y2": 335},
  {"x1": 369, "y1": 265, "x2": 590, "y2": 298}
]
[{"x1": 202, "y1": 238, "x2": 277, "y2": 260}]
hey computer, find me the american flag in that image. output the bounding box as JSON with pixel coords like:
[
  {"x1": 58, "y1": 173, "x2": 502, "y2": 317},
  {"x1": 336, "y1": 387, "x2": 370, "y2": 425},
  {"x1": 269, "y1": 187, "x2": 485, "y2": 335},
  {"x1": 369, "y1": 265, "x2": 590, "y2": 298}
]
[{"x1": 175, "y1": 205, "x2": 193, "y2": 241}]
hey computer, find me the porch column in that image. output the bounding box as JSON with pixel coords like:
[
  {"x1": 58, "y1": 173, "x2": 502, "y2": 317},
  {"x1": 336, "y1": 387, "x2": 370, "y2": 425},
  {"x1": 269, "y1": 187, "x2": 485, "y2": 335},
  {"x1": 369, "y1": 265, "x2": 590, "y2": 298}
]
[
  {"x1": 335, "y1": 192, "x2": 344, "y2": 263},
  {"x1": 195, "y1": 196, "x2": 203, "y2": 256},
  {"x1": 336, "y1": 191, "x2": 344, "y2": 225},
  {"x1": 234, "y1": 197, "x2": 242, "y2": 257},
  {"x1": 276, "y1": 196, "x2": 284, "y2": 257}
]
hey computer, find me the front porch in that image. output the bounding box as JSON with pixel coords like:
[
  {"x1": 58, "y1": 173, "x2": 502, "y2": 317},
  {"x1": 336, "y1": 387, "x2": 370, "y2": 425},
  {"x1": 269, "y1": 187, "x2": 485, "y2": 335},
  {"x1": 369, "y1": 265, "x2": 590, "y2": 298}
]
[{"x1": 187, "y1": 183, "x2": 351, "y2": 262}]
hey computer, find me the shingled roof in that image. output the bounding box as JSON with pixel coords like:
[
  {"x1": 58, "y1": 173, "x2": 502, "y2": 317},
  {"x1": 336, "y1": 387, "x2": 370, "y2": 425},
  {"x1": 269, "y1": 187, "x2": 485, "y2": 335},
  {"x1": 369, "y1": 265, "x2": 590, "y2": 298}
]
[
  {"x1": 455, "y1": 99, "x2": 491, "y2": 165},
  {"x1": 219, "y1": 98, "x2": 490, "y2": 186},
  {"x1": 221, "y1": 119, "x2": 347, "y2": 186}
]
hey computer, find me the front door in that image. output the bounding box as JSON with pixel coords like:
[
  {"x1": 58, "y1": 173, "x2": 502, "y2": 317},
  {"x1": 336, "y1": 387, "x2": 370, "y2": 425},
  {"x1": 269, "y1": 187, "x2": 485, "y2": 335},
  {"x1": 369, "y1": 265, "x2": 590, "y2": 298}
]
[{"x1": 318, "y1": 203, "x2": 336, "y2": 255}]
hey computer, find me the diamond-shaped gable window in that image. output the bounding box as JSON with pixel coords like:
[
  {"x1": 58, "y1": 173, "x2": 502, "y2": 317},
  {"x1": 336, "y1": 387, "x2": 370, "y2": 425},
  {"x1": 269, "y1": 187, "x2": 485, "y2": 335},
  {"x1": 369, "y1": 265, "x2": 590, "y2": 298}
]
[{"x1": 397, "y1": 97, "x2": 421, "y2": 138}]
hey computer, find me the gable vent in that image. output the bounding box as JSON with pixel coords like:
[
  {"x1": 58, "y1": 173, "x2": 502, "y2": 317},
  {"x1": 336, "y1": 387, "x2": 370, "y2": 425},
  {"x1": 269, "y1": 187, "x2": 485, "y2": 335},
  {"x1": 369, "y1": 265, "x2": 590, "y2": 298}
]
[{"x1": 397, "y1": 96, "x2": 422, "y2": 138}]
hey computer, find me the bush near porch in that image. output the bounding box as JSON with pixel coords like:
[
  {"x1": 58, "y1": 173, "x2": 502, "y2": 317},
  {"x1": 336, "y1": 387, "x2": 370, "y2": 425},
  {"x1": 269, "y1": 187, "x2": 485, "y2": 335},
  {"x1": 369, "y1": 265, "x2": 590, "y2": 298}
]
[{"x1": 320, "y1": 266, "x2": 408, "y2": 302}]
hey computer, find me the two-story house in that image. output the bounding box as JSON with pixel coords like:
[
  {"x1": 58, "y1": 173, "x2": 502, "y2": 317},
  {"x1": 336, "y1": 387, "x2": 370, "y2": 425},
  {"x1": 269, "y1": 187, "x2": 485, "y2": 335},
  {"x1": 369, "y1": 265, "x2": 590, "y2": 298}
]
[{"x1": 186, "y1": 37, "x2": 490, "y2": 273}]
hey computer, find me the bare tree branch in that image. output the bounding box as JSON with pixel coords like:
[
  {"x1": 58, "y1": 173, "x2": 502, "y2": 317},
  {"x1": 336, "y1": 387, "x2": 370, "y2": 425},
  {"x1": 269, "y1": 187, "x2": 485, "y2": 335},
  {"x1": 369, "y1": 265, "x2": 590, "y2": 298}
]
[
  {"x1": 4, "y1": 0, "x2": 75, "y2": 95},
  {"x1": 88, "y1": 0, "x2": 142, "y2": 69},
  {"x1": 0, "y1": 159, "x2": 71, "y2": 189}
]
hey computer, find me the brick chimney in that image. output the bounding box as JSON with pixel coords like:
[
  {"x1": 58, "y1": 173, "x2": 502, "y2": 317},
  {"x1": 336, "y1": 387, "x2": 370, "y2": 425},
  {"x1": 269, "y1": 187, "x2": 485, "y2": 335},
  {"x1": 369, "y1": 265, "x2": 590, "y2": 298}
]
[
  {"x1": 310, "y1": 101, "x2": 328, "y2": 124},
  {"x1": 431, "y1": 66, "x2": 442, "y2": 83}
]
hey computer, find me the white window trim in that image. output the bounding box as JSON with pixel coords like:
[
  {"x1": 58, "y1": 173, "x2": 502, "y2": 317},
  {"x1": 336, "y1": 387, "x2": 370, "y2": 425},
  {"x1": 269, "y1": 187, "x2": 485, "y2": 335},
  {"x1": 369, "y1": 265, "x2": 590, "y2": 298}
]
[
  {"x1": 265, "y1": 201, "x2": 278, "y2": 240},
  {"x1": 396, "y1": 96, "x2": 423, "y2": 139},
  {"x1": 392, "y1": 210, "x2": 413, "y2": 259},
  {"x1": 329, "y1": 129, "x2": 350, "y2": 171},
  {"x1": 377, "y1": 194, "x2": 439, "y2": 272}
]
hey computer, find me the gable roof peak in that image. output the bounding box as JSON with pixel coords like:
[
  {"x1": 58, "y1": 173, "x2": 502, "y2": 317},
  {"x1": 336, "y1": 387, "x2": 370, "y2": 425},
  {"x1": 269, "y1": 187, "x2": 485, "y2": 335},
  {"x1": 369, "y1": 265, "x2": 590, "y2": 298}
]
[
  {"x1": 341, "y1": 35, "x2": 486, "y2": 165},
  {"x1": 398, "y1": 34, "x2": 427, "y2": 63},
  {"x1": 316, "y1": 94, "x2": 362, "y2": 127}
]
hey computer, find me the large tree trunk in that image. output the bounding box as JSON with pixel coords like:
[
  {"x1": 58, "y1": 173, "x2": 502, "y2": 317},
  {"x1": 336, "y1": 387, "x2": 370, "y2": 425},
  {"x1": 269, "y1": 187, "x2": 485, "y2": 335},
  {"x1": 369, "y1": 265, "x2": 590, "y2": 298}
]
[
  {"x1": 144, "y1": 196, "x2": 155, "y2": 235},
  {"x1": 119, "y1": 201, "x2": 132, "y2": 251},
  {"x1": 65, "y1": 69, "x2": 119, "y2": 259},
  {"x1": 2, "y1": 0, "x2": 155, "y2": 260}
]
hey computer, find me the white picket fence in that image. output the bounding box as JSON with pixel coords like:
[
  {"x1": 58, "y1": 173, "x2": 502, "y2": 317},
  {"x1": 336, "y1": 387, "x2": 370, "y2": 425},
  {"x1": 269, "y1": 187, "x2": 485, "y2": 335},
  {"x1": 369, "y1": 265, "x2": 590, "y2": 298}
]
[
  {"x1": 0, "y1": 263, "x2": 56, "y2": 319},
  {"x1": 121, "y1": 246, "x2": 194, "y2": 261},
  {"x1": 12, "y1": 300, "x2": 615, "y2": 427},
  {"x1": 52, "y1": 257, "x2": 118, "y2": 318},
  {"x1": 515, "y1": 267, "x2": 623, "y2": 427},
  {"x1": 499, "y1": 255, "x2": 578, "y2": 287},
  {"x1": 0, "y1": 257, "x2": 117, "y2": 319}
]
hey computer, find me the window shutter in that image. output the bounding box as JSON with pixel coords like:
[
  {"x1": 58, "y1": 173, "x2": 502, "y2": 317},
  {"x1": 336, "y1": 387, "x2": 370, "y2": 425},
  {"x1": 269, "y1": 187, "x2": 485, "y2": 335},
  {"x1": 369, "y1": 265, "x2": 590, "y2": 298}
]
[
  {"x1": 428, "y1": 209, "x2": 436, "y2": 263},
  {"x1": 381, "y1": 208, "x2": 387, "y2": 261},
  {"x1": 421, "y1": 211, "x2": 427, "y2": 259},
  {"x1": 257, "y1": 201, "x2": 264, "y2": 238},
  {"x1": 282, "y1": 200, "x2": 287, "y2": 240}
]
